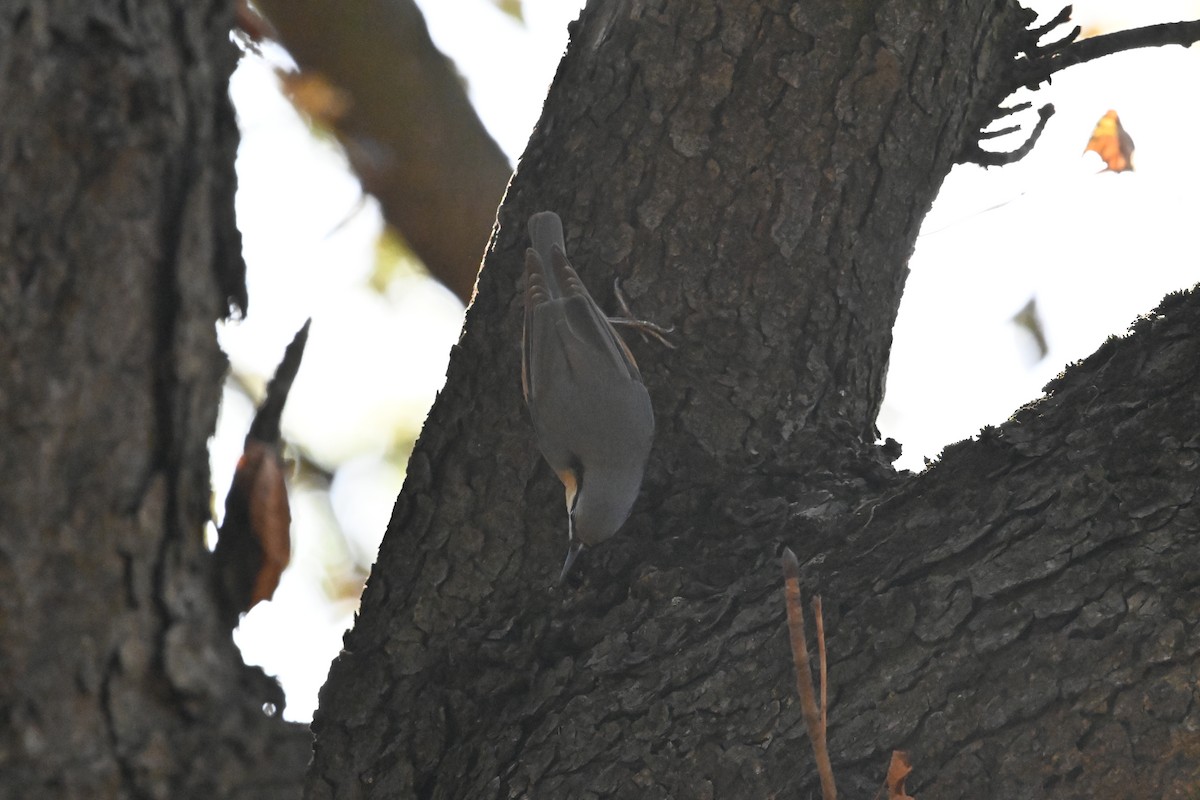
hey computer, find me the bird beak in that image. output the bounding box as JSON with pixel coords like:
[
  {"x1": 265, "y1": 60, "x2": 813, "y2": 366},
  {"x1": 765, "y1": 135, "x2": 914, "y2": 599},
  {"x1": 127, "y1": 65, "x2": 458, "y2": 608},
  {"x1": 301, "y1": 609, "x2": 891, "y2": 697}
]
[
  {"x1": 558, "y1": 471, "x2": 582, "y2": 582},
  {"x1": 558, "y1": 540, "x2": 584, "y2": 583}
]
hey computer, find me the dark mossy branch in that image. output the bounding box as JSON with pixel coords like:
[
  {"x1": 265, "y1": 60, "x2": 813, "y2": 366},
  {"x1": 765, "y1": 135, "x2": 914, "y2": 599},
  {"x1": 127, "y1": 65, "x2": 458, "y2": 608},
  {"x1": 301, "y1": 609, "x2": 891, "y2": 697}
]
[
  {"x1": 1027, "y1": 4, "x2": 1073, "y2": 41},
  {"x1": 988, "y1": 101, "x2": 1032, "y2": 122},
  {"x1": 1016, "y1": 17, "x2": 1200, "y2": 90},
  {"x1": 960, "y1": 103, "x2": 1055, "y2": 166},
  {"x1": 976, "y1": 123, "x2": 1020, "y2": 141},
  {"x1": 1023, "y1": 5, "x2": 1080, "y2": 60}
]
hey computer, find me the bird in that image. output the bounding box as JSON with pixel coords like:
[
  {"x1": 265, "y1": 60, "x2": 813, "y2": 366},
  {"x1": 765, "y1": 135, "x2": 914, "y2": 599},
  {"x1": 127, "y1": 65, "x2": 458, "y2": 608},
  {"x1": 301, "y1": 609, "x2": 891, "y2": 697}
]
[{"x1": 521, "y1": 211, "x2": 655, "y2": 581}]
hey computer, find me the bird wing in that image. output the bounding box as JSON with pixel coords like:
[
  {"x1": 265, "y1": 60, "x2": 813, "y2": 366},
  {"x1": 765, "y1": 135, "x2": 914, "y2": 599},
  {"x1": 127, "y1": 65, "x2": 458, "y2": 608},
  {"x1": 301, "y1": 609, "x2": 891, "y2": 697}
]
[
  {"x1": 524, "y1": 241, "x2": 644, "y2": 399},
  {"x1": 522, "y1": 248, "x2": 547, "y2": 405},
  {"x1": 548, "y1": 244, "x2": 643, "y2": 384}
]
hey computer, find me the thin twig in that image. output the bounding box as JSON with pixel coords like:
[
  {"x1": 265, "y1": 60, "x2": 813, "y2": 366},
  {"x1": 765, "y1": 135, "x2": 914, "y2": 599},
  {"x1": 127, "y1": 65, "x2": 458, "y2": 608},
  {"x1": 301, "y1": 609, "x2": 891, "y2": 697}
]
[
  {"x1": 990, "y1": 101, "x2": 1032, "y2": 120},
  {"x1": 782, "y1": 548, "x2": 837, "y2": 800},
  {"x1": 1027, "y1": 4, "x2": 1073, "y2": 42},
  {"x1": 1024, "y1": 3, "x2": 1080, "y2": 60},
  {"x1": 813, "y1": 595, "x2": 827, "y2": 737},
  {"x1": 959, "y1": 104, "x2": 1055, "y2": 167},
  {"x1": 976, "y1": 124, "x2": 1020, "y2": 141}
]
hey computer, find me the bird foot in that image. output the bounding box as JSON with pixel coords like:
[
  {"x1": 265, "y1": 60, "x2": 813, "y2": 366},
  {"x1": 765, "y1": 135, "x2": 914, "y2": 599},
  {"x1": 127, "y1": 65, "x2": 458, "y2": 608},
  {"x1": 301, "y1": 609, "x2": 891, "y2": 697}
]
[{"x1": 609, "y1": 278, "x2": 676, "y2": 349}]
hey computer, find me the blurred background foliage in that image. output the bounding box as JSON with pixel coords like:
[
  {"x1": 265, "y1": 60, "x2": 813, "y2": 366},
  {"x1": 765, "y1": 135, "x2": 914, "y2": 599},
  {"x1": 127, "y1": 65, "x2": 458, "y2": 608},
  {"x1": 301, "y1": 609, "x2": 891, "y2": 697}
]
[
  {"x1": 213, "y1": 0, "x2": 1200, "y2": 720},
  {"x1": 213, "y1": 0, "x2": 581, "y2": 719}
]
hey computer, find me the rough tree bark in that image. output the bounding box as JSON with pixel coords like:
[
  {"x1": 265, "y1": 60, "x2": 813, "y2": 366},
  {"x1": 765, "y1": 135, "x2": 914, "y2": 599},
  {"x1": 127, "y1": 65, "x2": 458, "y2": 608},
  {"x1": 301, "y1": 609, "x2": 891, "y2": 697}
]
[
  {"x1": 0, "y1": 1, "x2": 309, "y2": 797},
  {"x1": 304, "y1": 1, "x2": 1200, "y2": 799}
]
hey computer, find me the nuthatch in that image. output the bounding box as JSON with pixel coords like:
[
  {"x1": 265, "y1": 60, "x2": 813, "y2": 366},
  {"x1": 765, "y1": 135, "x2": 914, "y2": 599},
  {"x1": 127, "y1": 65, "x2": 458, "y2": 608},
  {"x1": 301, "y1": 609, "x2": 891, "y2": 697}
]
[{"x1": 522, "y1": 211, "x2": 654, "y2": 581}]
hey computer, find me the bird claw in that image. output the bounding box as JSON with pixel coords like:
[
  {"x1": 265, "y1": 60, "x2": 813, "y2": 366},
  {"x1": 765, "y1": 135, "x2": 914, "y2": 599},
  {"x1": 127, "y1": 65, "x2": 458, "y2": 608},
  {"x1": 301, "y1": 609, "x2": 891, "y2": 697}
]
[{"x1": 610, "y1": 277, "x2": 677, "y2": 349}]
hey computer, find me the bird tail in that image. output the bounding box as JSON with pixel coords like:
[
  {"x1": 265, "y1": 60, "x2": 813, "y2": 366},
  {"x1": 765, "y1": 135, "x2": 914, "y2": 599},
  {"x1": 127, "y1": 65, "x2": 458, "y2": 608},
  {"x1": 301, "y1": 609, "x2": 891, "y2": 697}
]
[{"x1": 527, "y1": 211, "x2": 566, "y2": 297}]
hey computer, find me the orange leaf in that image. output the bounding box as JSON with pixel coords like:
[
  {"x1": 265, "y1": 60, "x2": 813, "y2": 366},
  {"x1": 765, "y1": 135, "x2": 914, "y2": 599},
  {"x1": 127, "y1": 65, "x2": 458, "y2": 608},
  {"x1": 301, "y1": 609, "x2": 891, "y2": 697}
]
[
  {"x1": 885, "y1": 750, "x2": 914, "y2": 800},
  {"x1": 279, "y1": 70, "x2": 353, "y2": 126},
  {"x1": 242, "y1": 440, "x2": 292, "y2": 608},
  {"x1": 1084, "y1": 109, "x2": 1134, "y2": 172},
  {"x1": 214, "y1": 439, "x2": 292, "y2": 624}
]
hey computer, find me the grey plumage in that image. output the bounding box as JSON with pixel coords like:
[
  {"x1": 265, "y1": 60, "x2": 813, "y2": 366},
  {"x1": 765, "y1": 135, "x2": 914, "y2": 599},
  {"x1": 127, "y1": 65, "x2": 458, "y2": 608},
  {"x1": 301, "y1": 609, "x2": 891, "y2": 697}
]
[{"x1": 522, "y1": 211, "x2": 654, "y2": 580}]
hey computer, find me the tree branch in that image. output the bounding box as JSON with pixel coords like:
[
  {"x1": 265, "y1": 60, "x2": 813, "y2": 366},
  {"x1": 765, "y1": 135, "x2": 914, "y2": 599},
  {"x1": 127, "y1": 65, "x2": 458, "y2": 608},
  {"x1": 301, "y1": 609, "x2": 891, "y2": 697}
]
[
  {"x1": 1027, "y1": 4, "x2": 1073, "y2": 44},
  {"x1": 1016, "y1": 18, "x2": 1200, "y2": 90},
  {"x1": 783, "y1": 549, "x2": 837, "y2": 800},
  {"x1": 1024, "y1": 5, "x2": 1079, "y2": 59},
  {"x1": 251, "y1": 0, "x2": 513, "y2": 305},
  {"x1": 963, "y1": 15, "x2": 1199, "y2": 167}
]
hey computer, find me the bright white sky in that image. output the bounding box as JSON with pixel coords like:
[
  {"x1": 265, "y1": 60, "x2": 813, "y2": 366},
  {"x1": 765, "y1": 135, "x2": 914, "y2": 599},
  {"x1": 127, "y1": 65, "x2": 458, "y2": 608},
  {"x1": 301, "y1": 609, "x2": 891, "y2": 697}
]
[{"x1": 215, "y1": 0, "x2": 1200, "y2": 721}]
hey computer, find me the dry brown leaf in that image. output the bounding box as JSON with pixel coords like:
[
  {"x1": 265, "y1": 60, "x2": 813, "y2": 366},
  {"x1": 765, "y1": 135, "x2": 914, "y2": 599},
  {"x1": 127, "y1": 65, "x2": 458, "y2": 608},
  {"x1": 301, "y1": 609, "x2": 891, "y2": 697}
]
[
  {"x1": 213, "y1": 321, "x2": 308, "y2": 625},
  {"x1": 1084, "y1": 109, "x2": 1135, "y2": 172},
  {"x1": 214, "y1": 440, "x2": 292, "y2": 623},
  {"x1": 242, "y1": 440, "x2": 292, "y2": 608},
  {"x1": 1012, "y1": 296, "x2": 1048, "y2": 361},
  {"x1": 885, "y1": 750, "x2": 914, "y2": 800}
]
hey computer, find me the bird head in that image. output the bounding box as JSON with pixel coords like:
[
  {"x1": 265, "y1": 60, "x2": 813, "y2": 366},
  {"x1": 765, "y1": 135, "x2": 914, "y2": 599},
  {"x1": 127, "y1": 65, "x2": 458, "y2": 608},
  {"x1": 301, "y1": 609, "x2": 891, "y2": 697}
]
[{"x1": 556, "y1": 461, "x2": 647, "y2": 581}]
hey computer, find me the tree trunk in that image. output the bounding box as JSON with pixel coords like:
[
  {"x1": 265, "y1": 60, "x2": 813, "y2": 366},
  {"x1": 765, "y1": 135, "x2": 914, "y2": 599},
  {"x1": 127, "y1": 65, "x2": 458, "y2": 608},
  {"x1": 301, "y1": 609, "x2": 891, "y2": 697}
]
[
  {"x1": 0, "y1": 1, "x2": 309, "y2": 797},
  {"x1": 6, "y1": 0, "x2": 1193, "y2": 797},
  {"x1": 304, "y1": 1, "x2": 1200, "y2": 798}
]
